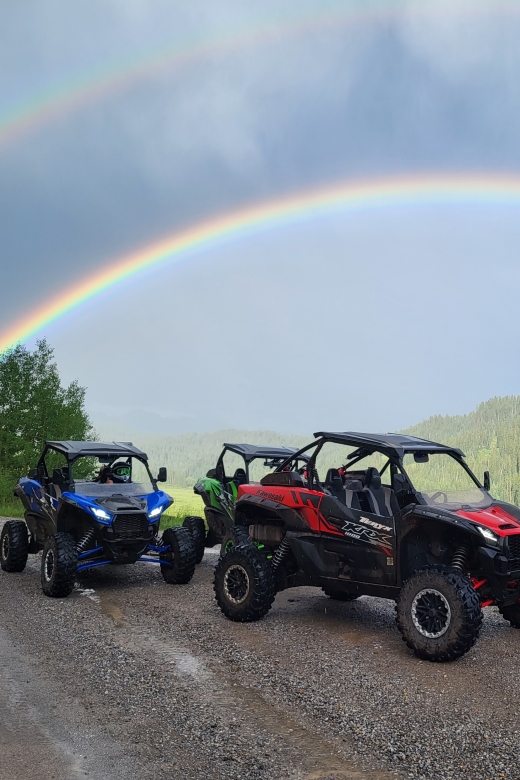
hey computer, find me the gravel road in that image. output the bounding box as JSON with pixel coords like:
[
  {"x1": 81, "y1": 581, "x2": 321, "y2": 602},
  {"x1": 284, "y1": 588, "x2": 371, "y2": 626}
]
[{"x1": 0, "y1": 517, "x2": 519, "y2": 780}]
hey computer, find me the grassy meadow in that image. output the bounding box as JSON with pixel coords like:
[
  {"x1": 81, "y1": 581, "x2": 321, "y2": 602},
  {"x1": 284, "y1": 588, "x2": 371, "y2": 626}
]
[{"x1": 160, "y1": 485, "x2": 205, "y2": 528}]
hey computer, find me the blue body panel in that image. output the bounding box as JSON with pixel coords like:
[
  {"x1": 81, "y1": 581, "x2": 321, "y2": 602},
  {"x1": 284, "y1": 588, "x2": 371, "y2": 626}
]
[
  {"x1": 18, "y1": 477, "x2": 171, "y2": 527},
  {"x1": 16, "y1": 477, "x2": 173, "y2": 568}
]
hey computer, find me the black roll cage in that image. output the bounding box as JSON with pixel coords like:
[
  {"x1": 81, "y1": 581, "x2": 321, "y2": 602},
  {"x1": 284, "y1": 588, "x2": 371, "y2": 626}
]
[
  {"x1": 37, "y1": 444, "x2": 159, "y2": 492},
  {"x1": 215, "y1": 444, "x2": 310, "y2": 483},
  {"x1": 274, "y1": 434, "x2": 485, "y2": 496}
]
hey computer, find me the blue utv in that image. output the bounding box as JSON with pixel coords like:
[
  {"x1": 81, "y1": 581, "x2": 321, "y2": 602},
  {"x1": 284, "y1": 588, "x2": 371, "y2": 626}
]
[{"x1": 3, "y1": 441, "x2": 195, "y2": 598}]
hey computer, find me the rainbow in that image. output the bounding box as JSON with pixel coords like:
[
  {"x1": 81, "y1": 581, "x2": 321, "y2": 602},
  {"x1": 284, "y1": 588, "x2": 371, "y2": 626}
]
[
  {"x1": 1, "y1": 0, "x2": 519, "y2": 151},
  {"x1": 2, "y1": 172, "x2": 520, "y2": 354}
]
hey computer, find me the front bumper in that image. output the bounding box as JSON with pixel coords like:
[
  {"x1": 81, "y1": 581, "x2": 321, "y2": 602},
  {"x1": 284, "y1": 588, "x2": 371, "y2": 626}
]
[{"x1": 100, "y1": 513, "x2": 159, "y2": 563}]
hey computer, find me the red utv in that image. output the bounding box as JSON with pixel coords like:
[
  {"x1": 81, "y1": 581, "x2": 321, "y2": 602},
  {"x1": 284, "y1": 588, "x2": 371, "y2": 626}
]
[{"x1": 213, "y1": 432, "x2": 520, "y2": 662}]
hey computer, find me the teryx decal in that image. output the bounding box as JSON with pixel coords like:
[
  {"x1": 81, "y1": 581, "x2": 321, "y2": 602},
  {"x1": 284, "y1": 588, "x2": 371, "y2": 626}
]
[{"x1": 341, "y1": 516, "x2": 393, "y2": 549}]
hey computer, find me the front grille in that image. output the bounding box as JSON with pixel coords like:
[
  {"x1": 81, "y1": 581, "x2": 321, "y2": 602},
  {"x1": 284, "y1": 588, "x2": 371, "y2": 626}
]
[
  {"x1": 507, "y1": 535, "x2": 520, "y2": 571},
  {"x1": 112, "y1": 513, "x2": 148, "y2": 539}
]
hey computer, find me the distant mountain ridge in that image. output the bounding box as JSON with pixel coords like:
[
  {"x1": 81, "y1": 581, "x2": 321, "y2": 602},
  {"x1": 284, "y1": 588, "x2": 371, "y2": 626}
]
[
  {"x1": 96, "y1": 396, "x2": 520, "y2": 504},
  {"x1": 98, "y1": 429, "x2": 310, "y2": 488}
]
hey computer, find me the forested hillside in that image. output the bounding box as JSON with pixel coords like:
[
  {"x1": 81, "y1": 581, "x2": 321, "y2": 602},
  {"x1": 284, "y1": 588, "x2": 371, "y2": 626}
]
[
  {"x1": 404, "y1": 396, "x2": 520, "y2": 504},
  {"x1": 101, "y1": 396, "x2": 520, "y2": 505},
  {"x1": 132, "y1": 429, "x2": 310, "y2": 487}
]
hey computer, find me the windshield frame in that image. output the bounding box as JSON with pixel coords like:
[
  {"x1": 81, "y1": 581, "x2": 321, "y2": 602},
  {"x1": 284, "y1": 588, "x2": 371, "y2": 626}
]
[
  {"x1": 400, "y1": 450, "x2": 491, "y2": 509},
  {"x1": 68, "y1": 453, "x2": 158, "y2": 494}
]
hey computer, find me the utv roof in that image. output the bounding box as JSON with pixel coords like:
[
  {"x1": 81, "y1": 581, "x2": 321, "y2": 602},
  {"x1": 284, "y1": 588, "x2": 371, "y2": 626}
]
[
  {"x1": 45, "y1": 441, "x2": 148, "y2": 459},
  {"x1": 313, "y1": 432, "x2": 464, "y2": 458},
  {"x1": 223, "y1": 443, "x2": 310, "y2": 462}
]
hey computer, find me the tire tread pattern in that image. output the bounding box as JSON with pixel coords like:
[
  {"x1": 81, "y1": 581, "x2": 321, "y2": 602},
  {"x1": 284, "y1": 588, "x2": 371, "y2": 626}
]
[
  {"x1": 160, "y1": 527, "x2": 196, "y2": 584},
  {"x1": 220, "y1": 525, "x2": 250, "y2": 557},
  {"x1": 182, "y1": 516, "x2": 206, "y2": 564},
  {"x1": 41, "y1": 533, "x2": 77, "y2": 598},
  {"x1": 396, "y1": 564, "x2": 482, "y2": 662},
  {"x1": 0, "y1": 521, "x2": 29, "y2": 572},
  {"x1": 214, "y1": 543, "x2": 275, "y2": 622}
]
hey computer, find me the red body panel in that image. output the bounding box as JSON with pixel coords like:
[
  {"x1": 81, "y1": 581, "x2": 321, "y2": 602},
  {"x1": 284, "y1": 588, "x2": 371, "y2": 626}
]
[
  {"x1": 238, "y1": 483, "x2": 324, "y2": 531},
  {"x1": 456, "y1": 505, "x2": 520, "y2": 538}
]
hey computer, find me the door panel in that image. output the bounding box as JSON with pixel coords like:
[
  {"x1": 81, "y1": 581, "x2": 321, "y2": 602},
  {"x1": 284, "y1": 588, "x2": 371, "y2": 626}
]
[{"x1": 318, "y1": 495, "x2": 397, "y2": 586}]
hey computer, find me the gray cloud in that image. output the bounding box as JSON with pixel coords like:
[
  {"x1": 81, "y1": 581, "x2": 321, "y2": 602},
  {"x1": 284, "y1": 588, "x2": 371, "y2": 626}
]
[{"x1": 1, "y1": 0, "x2": 520, "y2": 433}]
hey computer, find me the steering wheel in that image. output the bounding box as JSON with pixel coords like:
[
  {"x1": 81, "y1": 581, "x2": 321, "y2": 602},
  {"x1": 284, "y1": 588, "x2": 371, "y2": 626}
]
[{"x1": 430, "y1": 491, "x2": 448, "y2": 503}]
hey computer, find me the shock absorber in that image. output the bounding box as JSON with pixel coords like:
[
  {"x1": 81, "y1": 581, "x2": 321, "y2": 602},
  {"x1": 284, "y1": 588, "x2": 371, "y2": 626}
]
[
  {"x1": 77, "y1": 529, "x2": 96, "y2": 553},
  {"x1": 271, "y1": 537, "x2": 290, "y2": 571},
  {"x1": 451, "y1": 544, "x2": 468, "y2": 571}
]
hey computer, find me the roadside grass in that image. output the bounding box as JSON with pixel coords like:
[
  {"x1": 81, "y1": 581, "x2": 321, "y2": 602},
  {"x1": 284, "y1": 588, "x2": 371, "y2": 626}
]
[
  {"x1": 0, "y1": 500, "x2": 23, "y2": 519},
  {"x1": 162, "y1": 485, "x2": 204, "y2": 517}
]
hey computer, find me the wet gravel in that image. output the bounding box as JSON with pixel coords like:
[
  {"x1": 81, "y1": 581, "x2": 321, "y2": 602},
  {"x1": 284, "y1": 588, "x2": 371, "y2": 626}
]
[{"x1": 1, "y1": 517, "x2": 519, "y2": 780}]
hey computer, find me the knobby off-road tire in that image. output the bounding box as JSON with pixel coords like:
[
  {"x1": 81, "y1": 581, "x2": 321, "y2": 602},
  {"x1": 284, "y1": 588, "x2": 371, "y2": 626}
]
[
  {"x1": 396, "y1": 565, "x2": 482, "y2": 662},
  {"x1": 160, "y1": 527, "x2": 196, "y2": 584},
  {"x1": 220, "y1": 525, "x2": 251, "y2": 557},
  {"x1": 0, "y1": 521, "x2": 29, "y2": 572},
  {"x1": 182, "y1": 516, "x2": 206, "y2": 564},
  {"x1": 499, "y1": 601, "x2": 520, "y2": 628},
  {"x1": 41, "y1": 533, "x2": 77, "y2": 598},
  {"x1": 214, "y1": 544, "x2": 275, "y2": 622},
  {"x1": 322, "y1": 586, "x2": 359, "y2": 602}
]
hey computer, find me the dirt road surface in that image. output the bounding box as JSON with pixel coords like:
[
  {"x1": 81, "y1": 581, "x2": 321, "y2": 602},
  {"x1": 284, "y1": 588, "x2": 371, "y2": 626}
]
[{"x1": 0, "y1": 518, "x2": 519, "y2": 780}]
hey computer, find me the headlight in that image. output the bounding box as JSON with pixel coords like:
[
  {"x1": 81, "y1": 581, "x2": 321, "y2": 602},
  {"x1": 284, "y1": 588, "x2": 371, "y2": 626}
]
[
  {"x1": 477, "y1": 526, "x2": 499, "y2": 545},
  {"x1": 149, "y1": 506, "x2": 164, "y2": 519},
  {"x1": 91, "y1": 507, "x2": 111, "y2": 521}
]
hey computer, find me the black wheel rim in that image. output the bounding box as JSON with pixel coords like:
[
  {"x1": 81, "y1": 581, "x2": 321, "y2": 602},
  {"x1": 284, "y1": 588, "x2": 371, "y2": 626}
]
[
  {"x1": 43, "y1": 549, "x2": 55, "y2": 582},
  {"x1": 1, "y1": 532, "x2": 9, "y2": 561},
  {"x1": 411, "y1": 588, "x2": 451, "y2": 638},
  {"x1": 223, "y1": 564, "x2": 250, "y2": 605}
]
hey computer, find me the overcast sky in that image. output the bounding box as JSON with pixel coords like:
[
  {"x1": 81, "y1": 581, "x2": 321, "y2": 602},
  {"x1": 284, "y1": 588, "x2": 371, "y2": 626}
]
[{"x1": 1, "y1": 0, "x2": 520, "y2": 435}]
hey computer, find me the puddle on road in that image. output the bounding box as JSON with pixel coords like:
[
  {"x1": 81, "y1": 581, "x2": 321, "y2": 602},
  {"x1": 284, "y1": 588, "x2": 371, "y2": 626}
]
[
  {"x1": 90, "y1": 593, "x2": 397, "y2": 780},
  {"x1": 98, "y1": 595, "x2": 127, "y2": 627}
]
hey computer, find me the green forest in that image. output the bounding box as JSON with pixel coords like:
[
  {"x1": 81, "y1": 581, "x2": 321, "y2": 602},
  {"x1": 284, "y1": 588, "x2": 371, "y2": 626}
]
[
  {"x1": 405, "y1": 396, "x2": 520, "y2": 503},
  {"x1": 0, "y1": 341, "x2": 94, "y2": 515},
  {"x1": 137, "y1": 396, "x2": 520, "y2": 505},
  {"x1": 133, "y1": 429, "x2": 310, "y2": 487}
]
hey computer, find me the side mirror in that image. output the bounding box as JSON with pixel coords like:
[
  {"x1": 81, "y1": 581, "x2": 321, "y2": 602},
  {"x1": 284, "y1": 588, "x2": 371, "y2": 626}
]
[
  {"x1": 27, "y1": 468, "x2": 38, "y2": 480},
  {"x1": 157, "y1": 467, "x2": 167, "y2": 483},
  {"x1": 483, "y1": 471, "x2": 490, "y2": 491},
  {"x1": 414, "y1": 452, "x2": 429, "y2": 463},
  {"x1": 206, "y1": 468, "x2": 217, "y2": 478}
]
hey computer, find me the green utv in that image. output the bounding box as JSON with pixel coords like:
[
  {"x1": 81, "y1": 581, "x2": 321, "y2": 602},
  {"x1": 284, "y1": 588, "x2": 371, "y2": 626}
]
[{"x1": 182, "y1": 444, "x2": 309, "y2": 563}]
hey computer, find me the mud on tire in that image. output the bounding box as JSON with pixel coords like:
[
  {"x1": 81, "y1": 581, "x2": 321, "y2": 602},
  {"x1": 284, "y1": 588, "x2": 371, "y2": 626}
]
[
  {"x1": 182, "y1": 516, "x2": 206, "y2": 564},
  {"x1": 396, "y1": 565, "x2": 482, "y2": 662},
  {"x1": 160, "y1": 527, "x2": 196, "y2": 584},
  {"x1": 220, "y1": 525, "x2": 251, "y2": 557},
  {"x1": 41, "y1": 532, "x2": 77, "y2": 598},
  {"x1": 1, "y1": 521, "x2": 29, "y2": 572},
  {"x1": 214, "y1": 544, "x2": 275, "y2": 622}
]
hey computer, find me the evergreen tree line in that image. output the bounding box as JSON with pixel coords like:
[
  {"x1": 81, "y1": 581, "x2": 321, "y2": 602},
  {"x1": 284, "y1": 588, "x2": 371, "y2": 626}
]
[
  {"x1": 0, "y1": 341, "x2": 94, "y2": 508},
  {"x1": 137, "y1": 396, "x2": 520, "y2": 503},
  {"x1": 405, "y1": 396, "x2": 520, "y2": 504},
  {"x1": 2, "y1": 341, "x2": 520, "y2": 508}
]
